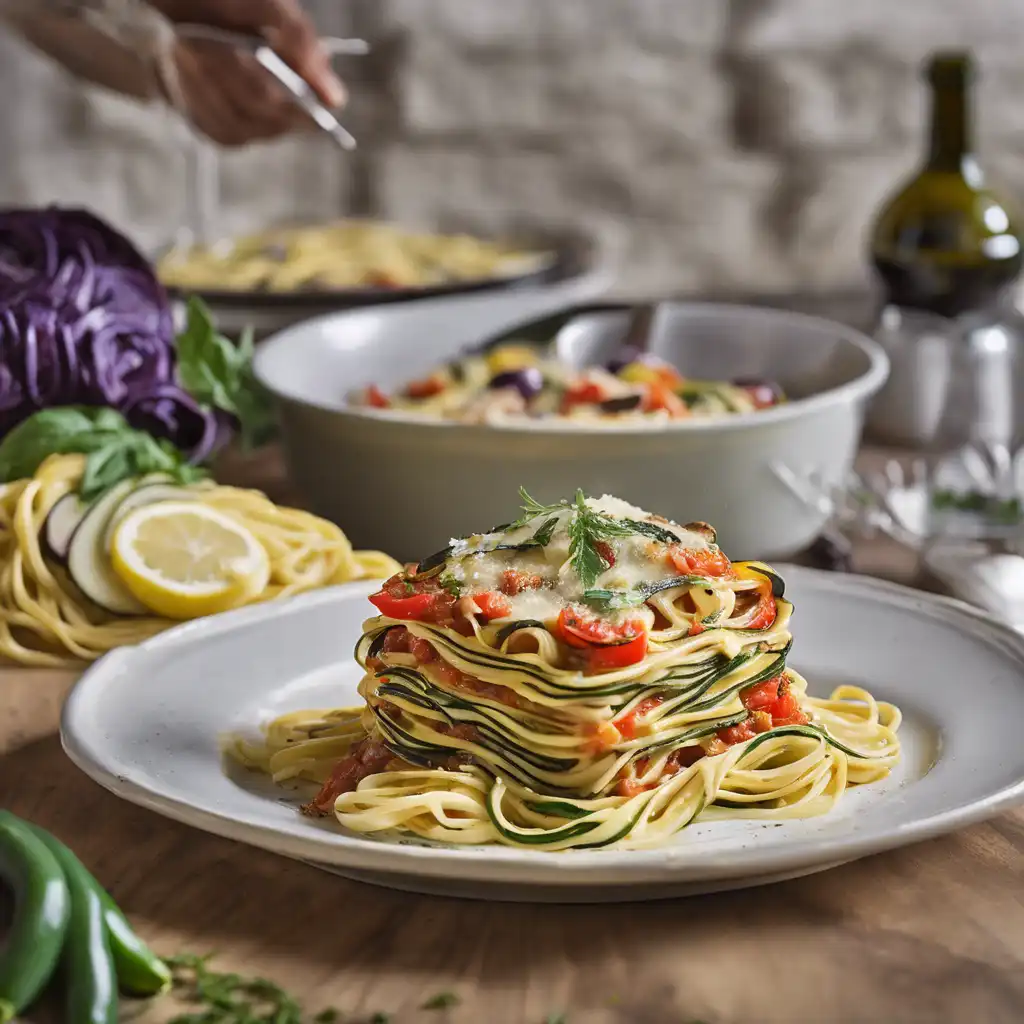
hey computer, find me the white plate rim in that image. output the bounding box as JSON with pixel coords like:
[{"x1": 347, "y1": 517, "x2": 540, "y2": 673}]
[{"x1": 60, "y1": 569, "x2": 1024, "y2": 887}]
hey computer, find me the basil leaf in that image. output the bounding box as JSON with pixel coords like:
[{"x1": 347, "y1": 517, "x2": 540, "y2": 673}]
[
  {"x1": 80, "y1": 444, "x2": 133, "y2": 502},
  {"x1": 0, "y1": 406, "x2": 131, "y2": 482},
  {"x1": 175, "y1": 297, "x2": 276, "y2": 450}
]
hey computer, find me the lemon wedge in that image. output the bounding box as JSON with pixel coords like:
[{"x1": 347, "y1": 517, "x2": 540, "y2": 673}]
[{"x1": 110, "y1": 502, "x2": 270, "y2": 620}]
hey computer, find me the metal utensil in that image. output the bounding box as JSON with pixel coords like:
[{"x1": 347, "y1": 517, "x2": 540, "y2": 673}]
[{"x1": 173, "y1": 24, "x2": 366, "y2": 151}]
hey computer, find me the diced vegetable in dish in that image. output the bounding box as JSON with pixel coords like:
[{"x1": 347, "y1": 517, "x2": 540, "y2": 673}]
[{"x1": 353, "y1": 342, "x2": 785, "y2": 424}]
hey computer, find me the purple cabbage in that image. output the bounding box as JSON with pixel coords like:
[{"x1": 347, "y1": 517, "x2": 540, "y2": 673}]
[{"x1": 0, "y1": 206, "x2": 221, "y2": 462}]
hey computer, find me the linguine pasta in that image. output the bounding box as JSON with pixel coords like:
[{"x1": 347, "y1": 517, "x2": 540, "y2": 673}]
[
  {"x1": 231, "y1": 492, "x2": 901, "y2": 852},
  {"x1": 0, "y1": 454, "x2": 400, "y2": 666}
]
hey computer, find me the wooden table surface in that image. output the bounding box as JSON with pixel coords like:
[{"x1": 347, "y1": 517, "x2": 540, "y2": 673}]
[{"x1": 3, "y1": 447, "x2": 1024, "y2": 1024}]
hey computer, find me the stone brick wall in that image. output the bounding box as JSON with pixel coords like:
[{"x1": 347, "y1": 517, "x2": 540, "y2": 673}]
[{"x1": 2, "y1": 0, "x2": 1023, "y2": 297}]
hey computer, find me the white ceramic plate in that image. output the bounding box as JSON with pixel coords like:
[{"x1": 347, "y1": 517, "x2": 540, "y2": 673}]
[{"x1": 62, "y1": 569, "x2": 1024, "y2": 902}]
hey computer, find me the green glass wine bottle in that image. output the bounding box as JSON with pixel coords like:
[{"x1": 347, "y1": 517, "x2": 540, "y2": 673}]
[{"x1": 870, "y1": 51, "x2": 1022, "y2": 318}]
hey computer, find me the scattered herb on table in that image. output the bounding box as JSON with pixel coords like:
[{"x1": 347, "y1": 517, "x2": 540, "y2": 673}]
[
  {"x1": 166, "y1": 953, "x2": 346, "y2": 1024},
  {"x1": 421, "y1": 990, "x2": 460, "y2": 1010}
]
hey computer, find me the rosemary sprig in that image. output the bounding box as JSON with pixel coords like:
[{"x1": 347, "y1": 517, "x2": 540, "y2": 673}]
[{"x1": 507, "y1": 487, "x2": 567, "y2": 530}]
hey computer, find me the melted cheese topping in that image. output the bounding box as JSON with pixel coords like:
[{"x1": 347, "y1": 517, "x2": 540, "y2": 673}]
[{"x1": 445, "y1": 495, "x2": 716, "y2": 622}]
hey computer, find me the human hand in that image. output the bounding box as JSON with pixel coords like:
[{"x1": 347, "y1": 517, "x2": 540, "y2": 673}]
[{"x1": 148, "y1": 0, "x2": 346, "y2": 146}]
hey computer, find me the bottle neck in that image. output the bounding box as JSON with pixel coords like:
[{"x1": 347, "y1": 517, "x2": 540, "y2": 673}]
[{"x1": 926, "y1": 69, "x2": 973, "y2": 173}]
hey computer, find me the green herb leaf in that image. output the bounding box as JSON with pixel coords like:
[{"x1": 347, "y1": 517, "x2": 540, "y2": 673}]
[
  {"x1": 438, "y1": 572, "x2": 462, "y2": 597},
  {"x1": 175, "y1": 296, "x2": 277, "y2": 450},
  {"x1": 567, "y1": 489, "x2": 634, "y2": 589},
  {"x1": 0, "y1": 407, "x2": 207, "y2": 501},
  {"x1": 545, "y1": 1014, "x2": 568, "y2": 1024},
  {"x1": 0, "y1": 407, "x2": 125, "y2": 482},
  {"x1": 368, "y1": 1014, "x2": 392, "y2": 1024},
  {"x1": 508, "y1": 487, "x2": 566, "y2": 530},
  {"x1": 421, "y1": 991, "x2": 460, "y2": 1010}
]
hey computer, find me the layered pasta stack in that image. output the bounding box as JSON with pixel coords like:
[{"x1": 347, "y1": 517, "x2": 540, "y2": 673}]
[{"x1": 235, "y1": 492, "x2": 902, "y2": 851}]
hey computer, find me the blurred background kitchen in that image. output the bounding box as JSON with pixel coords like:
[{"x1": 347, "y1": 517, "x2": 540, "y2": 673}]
[{"x1": 3, "y1": 0, "x2": 1022, "y2": 300}]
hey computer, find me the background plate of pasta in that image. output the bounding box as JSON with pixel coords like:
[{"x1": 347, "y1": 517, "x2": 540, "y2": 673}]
[{"x1": 60, "y1": 492, "x2": 1024, "y2": 901}]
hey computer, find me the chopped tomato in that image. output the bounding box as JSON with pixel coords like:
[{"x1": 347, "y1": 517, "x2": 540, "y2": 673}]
[
  {"x1": 433, "y1": 659, "x2": 471, "y2": 689},
  {"x1": 740, "y1": 675, "x2": 784, "y2": 712},
  {"x1": 594, "y1": 540, "x2": 616, "y2": 568},
  {"x1": 557, "y1": 606, "x2": 640, "y2": 647},
  {"x1": 365, "y1": 384, "x2": 390, "y2": 408},
  {"x1": 556, "y1": 606, "x2": 649, "y2": 673},
  {"x1": 408, "y1": 634, "x2": 436, "y2": 664},
  {"x1": 747, "y1": 586, "x2": 777, "y2": 630},
  {"x1": 616, "y1": 777, "x2": 647, "y2": 798},
  {"x1": 500, "y1": 570, "x2": 544, "y2": 596},
  {"x1": 641, "y1": 381, "x2": 689, "y2": 417},
  {"x1": 716, "y1": 720, "x2": 759, "y2": 746},
  {"x1": 667, "y1": 546, "x2": 733, "y2": 577},
  {"x1": 381, "y1": 627, "x2": 412, "y2": 655},
  {"x1": 769, "y1": 684, "x2": 809, "y2": 726},
  {"x1": 587, "y1": 633, "x2": 647, "y2": 672},
  {"x1": 714, "y1": 674, "x2": 809, "y2": 751},
  {"x1": 665, "y1": 745, "x2": 705, "y2": 772},
  {"x1": 369, "y1": 590, "x2": 438, "y2": 619},
  {"x1": 369, "y1": 572, "x2": 458, "y2": 623},
  {"x1": 303, "y1": 737, "x2": 393, "y2": 815},
  {"x1": 405, "y1": 375, "x2": 446, "y2": 399},
  {"x1": 469, "y1": 591, "x2": 512, "y2": 621},
  {"x1": 586, "y1": 720, "x2": 622, "y2": 755},
  {"x1": 688, "y1": 619, "x2": 706, "y2": 637},
  {"x1": 560, "y1": 381, "x2": 605, "y2": 412},
  {"x1": 615, "y1": 696, "x2": 664, "y2": 740}
]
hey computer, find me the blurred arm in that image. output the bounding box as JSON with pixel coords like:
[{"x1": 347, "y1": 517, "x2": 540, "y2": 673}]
[{"x1": 0, "y1": 2, "x2": 166, "y2": 100}]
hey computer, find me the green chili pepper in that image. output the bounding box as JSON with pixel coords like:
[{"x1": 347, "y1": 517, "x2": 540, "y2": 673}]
[
  {"x1": 101, "y1": 892, "x2": 172, "y2": 996},
  {"x1": 26, "y1": 825, "x2": 118, "y2": 1024},
  {"x1": 0, "y1": 812, "x2": 71, "y2": 1022}
]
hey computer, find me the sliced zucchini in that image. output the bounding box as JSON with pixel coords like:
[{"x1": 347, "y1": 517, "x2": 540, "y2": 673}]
[
  {"x1": 66, "y1": 479, "x2": 148, "y2": 616},
  {"x1": 42, "y1": 493, "x2": 90, "y2": 564}
]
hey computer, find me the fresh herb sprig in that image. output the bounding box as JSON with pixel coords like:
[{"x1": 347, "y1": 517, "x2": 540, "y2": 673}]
[
  {"x1": 567, "y1": 491, "x2": 634, "y2": 588},
  {"x1": 0, "y1": 406, "x2": 207, "y2": 501},
  {"x1": 175, "y1": 296, "x2": 276, "y2": 450},
  {"x1": 510, "y1": 488, "x2": 638, "y2": 589}
]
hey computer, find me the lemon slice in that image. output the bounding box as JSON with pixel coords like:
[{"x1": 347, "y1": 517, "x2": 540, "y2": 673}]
[{"x1": 110, "y1": 502, "x2": 270, "y2": 620}]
